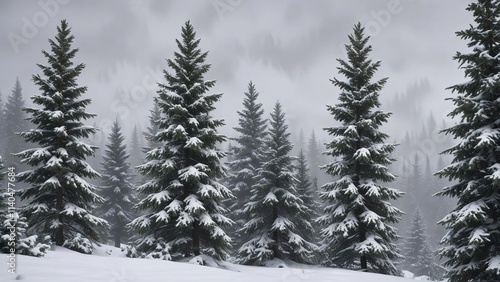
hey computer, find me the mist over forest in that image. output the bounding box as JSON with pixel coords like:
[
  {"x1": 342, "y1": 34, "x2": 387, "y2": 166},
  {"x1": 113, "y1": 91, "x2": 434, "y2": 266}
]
[{"x1": 2, "y1": 1, "x2": 499, "y2": 281}]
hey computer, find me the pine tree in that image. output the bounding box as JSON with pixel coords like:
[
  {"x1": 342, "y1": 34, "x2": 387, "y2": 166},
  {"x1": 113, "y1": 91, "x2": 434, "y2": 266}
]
[
  {"x1": 296, "y1": 149, "x2": 317, "y2": 216},
  {"x1": 129, "y1": 125, "x2": 143, "y2": 184},
  {"x1": 129, "y1": 21, "x2": 232, "y2": 261},
  {"x1": 405, "y1": 153, "x2": 423, "y2": 215},
  {"x1": 2, "y1": 78, "x2": 28, "y2": 167},
  {"x1": 318, "y1": 23, "x2": 403, "y2": 275},
  {"x1": 96, "y1": 120, "x2": 136, "y2": 248},
  {"x1": 435, "y1": 1, "x2": 500, "y2": 281},
  {"x1": 0, "y1": 157, "x2": 7, "y2": 252},
  {"x1": 307, "y1": 131, "x2": 320, "y2": 180},
  {"x1": 227, "y1": 81, "x2": 267, "y2": 248},
  {"x1": 404, "y1": 208, "x2": 440, "y2": 278},
  {"x1": 295, "y1": 149, "x2": 319, "y2": 257},
  {"x1": 15, "y1": 20, "x2": 107, "y2": 253},
  {"x1": 143, "y1": 100, "x2": 162, "y2": 152},
  {"x1": 0, "y1": 157, "x2": 51, "y2": 257},
  {"x1": 237, "y1": 102, "x2": 316, "y2": 265}
]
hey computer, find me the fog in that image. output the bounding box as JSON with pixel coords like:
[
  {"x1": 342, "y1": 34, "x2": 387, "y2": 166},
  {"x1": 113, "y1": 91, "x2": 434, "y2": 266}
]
[
  {"x1": 1, "y1": 0, "x2": 474, "y2": 246},
  {"x1": 1, "y1": 0, "x2": 471, "y2": 141}
]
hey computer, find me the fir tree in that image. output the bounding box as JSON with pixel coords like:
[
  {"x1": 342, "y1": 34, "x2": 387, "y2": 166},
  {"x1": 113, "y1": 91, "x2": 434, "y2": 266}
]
[
  {"x1": 129, "y1": 125, "x2": 143, "y2": 184},
  {"x1": 436, "y1": 1, "x2": 500, "y2": 281},
  {"x1": 227, "y1": 81, "x2": 267, "y2": 248},
  {"x1": 0, "y1": 158, "x2": 51, "y2": 256},
  {"x1": 318, "y1": 23, "x2": 403, "y2": 275},
  {"x1": 129, "y1": 21, "x2": 232, "y2": 261},
  {"x1": 307, "y1": 131, "x2": 320, "y2": 180},
  {"x1": 2, "y1": 78, "x2": 28, "y2": 167},
  {"x1": 404, "y1": 208, "x2": 440, "y2": 278},
  {"x1": 143, "y1": 100, "x2": 162, "y2": 152},
  {"x1": 237, "y1": 102, "x2": 316, "y2": 265},
  {"x1": 0, "y1": 157, "x2": 7, "y2": 252},
  {"x1": 295, "y1": 149, "x2": 319, "y2": 257},
  {"x1": 96, "y1": 120, "x2": 136, "y2": 247},
  {"x1": 296, "y1": 149, "x2": 317, "y2": 214},
  {"x1": 16, "y1": 20, "x2": 107, "y2": 253}
]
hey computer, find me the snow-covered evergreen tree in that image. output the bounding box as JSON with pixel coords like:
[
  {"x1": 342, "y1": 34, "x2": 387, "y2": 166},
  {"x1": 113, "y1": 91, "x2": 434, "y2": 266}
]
[
  {"x1": 0, "y1": 203, "x2": 51, "y2": 257},
  {"x1": 129, "y1": 125, "x2": 143, "y2": 184},
  {"x1": 129, "y1": 21, "x2": 232, "y2": 261},
  {"x1": 296, "y1": 149, "x2": 318, "y2": 226},
  {"x1": 403, "y1": 208, "x2": 440, "y2": 278},
  {"x1": 227, "y1": 81, "x2": 267, "y2": 248},
  {"x1": 237, "y1": 102, "x2": 316, "y2": 265},
  {"x1": 2, "y1": 78, "x2": 28, "y2": 167},
  {"x1": 15, "y1": 20, "x2": 107, "y2": 253},
  {"x1": 96, "y1": 120, "x2": 136, "y2": 247},
  {"x1": 129, "y1": 125, "x2": 143, "y2": 168},
  {"x1": 295, "y1": 149, "x2": 319, "y2": 260},
  {"x1": 0, "y1": 158, "x2": 51, "y2": 256},
  {"x1": 436, "y1": 1, "x2": 500, "y2": 281},
  {"x1": 0, "y1": 157, "x2": 8, "y2": 252},
  {"x1": 143, "y1": 100, "x2": 162, "y2": 152},
  {"x1": 307, "y1": 131, "x2": 320, "y2": 181},
  {"x1": 318, "y1": 23, "x2": 403, "y2": 275}
]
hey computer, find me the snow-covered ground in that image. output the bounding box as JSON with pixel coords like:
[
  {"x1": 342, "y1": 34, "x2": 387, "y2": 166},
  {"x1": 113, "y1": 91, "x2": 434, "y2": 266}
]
[{"x1": 0, "y1": 245, "x2": 419, "y2": 282}]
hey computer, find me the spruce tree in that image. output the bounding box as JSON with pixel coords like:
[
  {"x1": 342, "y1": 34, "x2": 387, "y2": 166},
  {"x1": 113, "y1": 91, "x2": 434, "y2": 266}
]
[
  {"x1": 16, "y1": 20, "x2": 107, "y2": 253},
  {"x1": 436, "y1": 1, "x2": 500, "y2": 281},
  {"x1": 2, "y1": 79, "x2": 28, "y2": 167},
  {"x1": 129, "y1": 125, "x2": 143, "y2": 184},
  {"x1": 96, "y1": 120, "x2": 136, "y2": 247},
  {"x1": 129, "y1": 21, "x2": 232, "y2": 261},
  {"x1": 0, "y1": 159, "x2": 51, "y2": 257},
  {"x1": 296, "y1": 149, "x2": 318, "y2": 224},
  {"x1": 130, "y1": 126, "x2": 143, "y2": 162},
  {"x1": 0, "y1": 157, "x2": 7, "y2": 252},
  {"x1": 237, "y1": 102, "x2": 316, "y2": 265},
  {"x1": 143, "y1": 100, "x2": 162, "y2": 152},
  {"x1": 403, "y1": 208, "x2": 440, "y2": 278},
  {"x1": 295, "y1": 149, "x2": 319, "y2": 259},
  {"x1": 227, "y1": 81, "x2": 267, "y2": 248},
  {"x1": 318, "y1": 23, "x2": 403, "y2": 275},
  {"x1": 307, "y1": 131, "x2": 320, "y2": 180}
]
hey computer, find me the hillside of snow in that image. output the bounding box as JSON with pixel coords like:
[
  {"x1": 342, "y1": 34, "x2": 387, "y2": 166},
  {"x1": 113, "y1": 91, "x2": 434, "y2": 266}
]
[{"x1": 0, "y1": 245, "x2": 423, "y2": 282}]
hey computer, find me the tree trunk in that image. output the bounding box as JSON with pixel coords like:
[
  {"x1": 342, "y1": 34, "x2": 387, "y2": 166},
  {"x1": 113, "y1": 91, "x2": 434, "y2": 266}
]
[
  {"x1": 192, "y1": 221, "x2": 200, "y2": 256},
  {"x1": 360, "y1": 224, "x2": 367, "y2": 271},
  {"x1": 272, "y1": 204, "x2": 281, "y2": 259},
  {"x1": 114, "y1": 232, "x2": 121, "y2": 248},
  {"x1": 55, "y1": 187, "x2": 64, "y2": 246}
]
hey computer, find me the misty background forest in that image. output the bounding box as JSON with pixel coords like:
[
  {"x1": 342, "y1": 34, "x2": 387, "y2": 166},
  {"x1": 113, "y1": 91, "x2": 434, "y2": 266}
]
[{"x1": 1, "y1": 1, "x2": 500, "y2": 282}]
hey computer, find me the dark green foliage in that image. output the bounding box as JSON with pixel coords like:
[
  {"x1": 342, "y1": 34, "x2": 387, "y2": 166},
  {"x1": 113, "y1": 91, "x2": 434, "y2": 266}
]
[
  {"x1": 318, "y1": 23, "x2": 403, "y2": 275},
  {"x1": 227, "y1": 81, "x2": 267, "y2": 249},
  {"x1": 403, "y1": 208, "x2": 441, "y2": 279},
  {"x1": 144, "y1": 101, "x2": 162, "y2": 151},
  {"x1": 237, "y1": 102, "x2": 316, "y2": 265},
  {"x1": 16, "y1": 20, "x2": 107, "y2": 250},
  {"x1": 129, "y1": 21, "x2": 232, "y2": 261},
  {"x1": 436, "y1": 1, "x2": 500, "y2": 281},
  {"x1": 2, "y1": 79, "x2": 28, "y2": 167},
  {"x1": 96, "y1": 120, "x2": 136, "y2": 247}
]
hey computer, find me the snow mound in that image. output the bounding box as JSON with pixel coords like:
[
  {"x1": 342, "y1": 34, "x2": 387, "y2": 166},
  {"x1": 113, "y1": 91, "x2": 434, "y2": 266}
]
[{"x1": 262, "y1": 258, "x2": 288, "y2": 268}]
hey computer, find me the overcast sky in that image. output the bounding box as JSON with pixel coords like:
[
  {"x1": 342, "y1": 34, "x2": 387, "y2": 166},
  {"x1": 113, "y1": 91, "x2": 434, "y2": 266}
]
[{"x1": 0, "y1": 0, "x2": 472, "y2": 144}]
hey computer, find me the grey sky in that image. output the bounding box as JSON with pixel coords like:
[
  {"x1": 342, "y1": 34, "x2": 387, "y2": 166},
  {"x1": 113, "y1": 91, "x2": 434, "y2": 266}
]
[{"x1": 0, "y1": 0, "x2": 472, "y2": 143}]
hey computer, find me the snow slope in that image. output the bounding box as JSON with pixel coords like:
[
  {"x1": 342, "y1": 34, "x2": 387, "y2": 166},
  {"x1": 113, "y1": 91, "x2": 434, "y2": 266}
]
[{"x1": 0, "y1": 245, "x2": 415, "y2": 282}]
